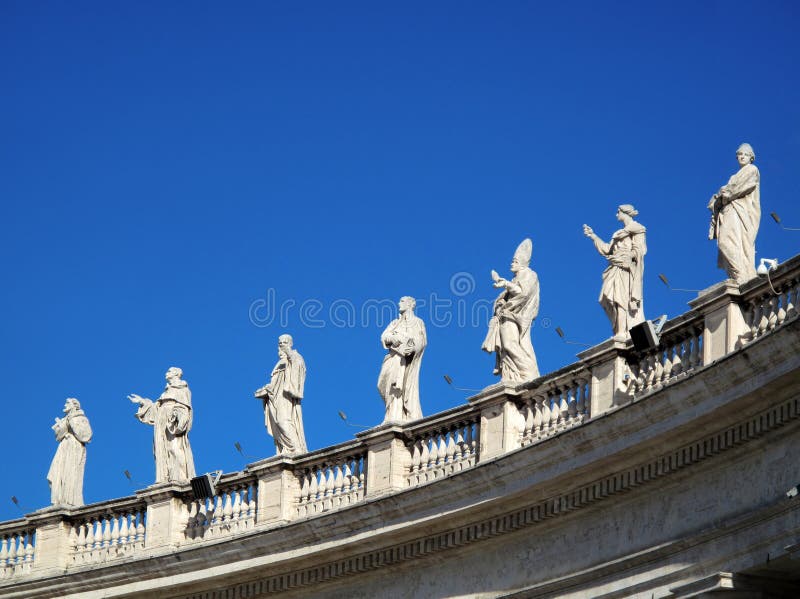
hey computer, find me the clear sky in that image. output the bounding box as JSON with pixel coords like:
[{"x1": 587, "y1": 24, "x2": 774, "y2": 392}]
[{"x1": 1, "y1": 1, "x2": 798, "y2": 522}]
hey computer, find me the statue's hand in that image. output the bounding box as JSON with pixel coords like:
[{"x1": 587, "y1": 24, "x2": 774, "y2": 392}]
[
  {"x1": 128, "y1": 394, "x2": 144, "y2": 405},
  {"x1": 490, "y1": 269, "x2": 500, "y2": 283},
  {"x1": 582, "y1": 224, "x2": 594, "y2": 238},
  {"x1": 493, "y1": 278, "x2": 507, "y2": 289}
]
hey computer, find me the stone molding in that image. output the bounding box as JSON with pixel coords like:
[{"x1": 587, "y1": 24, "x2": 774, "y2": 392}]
[{"x1": 177, "y1": 377, "x2": 800, "y2": 598}]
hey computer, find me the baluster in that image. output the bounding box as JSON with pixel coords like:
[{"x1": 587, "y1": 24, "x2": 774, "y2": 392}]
[
  {"x1": 121, "y1": 512, "x2": 132, "y2": 545},
  {"x1": 135, "y1": 512, "x2": 146, "y2": 543},
  {"x1": 548, "y1": 393, "x2": 559, "y2": 431},
  {"x1": 357, "y1": 456, "x2": 367, "y2": 491},
  {"x1": 768, "y1": 295, "x2": 780, "y2": 330},
  {"x1": 8, "y1": 534, "x2": 17, "y2": 564},
  {"x1": 776, "y1": 286, "x2": 788, "y2": 326},
  {"x1": 309, "y1": 468, "x2": 320, "y2": 503},
  {"x1": 427, "y1": 434, "x2": 439, "y2": 470},
  {"x1": 436, "y1": 433, "x2": 448, "y2": 467},
  {"x1": 687, "y1": 335, "x2": 699, "y2": 369},
  {"x1": 567, "y1": 386, "x2": 577, "y2": 422},
  {"x1": 334, "y1": 464, "x2": 344, "y2": 496},
  {"x1": 785, "y1": 283, "x2": 798, "y2": 320},
  {"x1": 660, "y1": 346, "x2": 673, "y2": 383},
  {"x1": 410, "y1": 441, "x2": 422, "y2": 479},
  {"x1": 342, "y1": 462, "x2": 354, "y2": 496},
  {"x1": 110, "y1": 514, "x2": 120, "y2": 546},
  {"x1": 757, "y1": 295, "x2": 770, "y2": 336},
  {"x1": 420, "y1": 435, "x2": 431, "y2": 473},
  {"x1": 521, "y1": 400, "x2": 533, "y2": 443},
  {"x1": 24, "y1": 534, "x2": 34, "y2": 562},
  {"x1": 74, "y1": 523, "x2": 86, "y2": 553},
  {"x1": 575, "y1": 380, "x2": 587, "y2": 419},
  {"x1": 454, "y1": 427, "x2": 466, "y2": 464},
  {"x1": 749, "y1": 300, "x2": 762, "y2": 340},
  {"x1": 466, "y1": 422, "x2": 477, "y2": 458},
  {"x1": 220, "y1": 490, "x2": 232, "y2": 522},
  {"x1": 445, "y1": 429, "x2": 457, "y2": 465},
  {"x1": 558, "y1": 388, "x2": 569, "y2": 428},
  {"x1": 0, "y1": 535, "x2": 8, "y2": 567},
  {"x1": 248, "y1": 485, "x2": 257, "y2": 519},
  {"x1": 101, "y1": 516, "x2": 112, "y2": 548},
  {"x1": 232, "y1": 487, "x2": 243, "y2": 522}
]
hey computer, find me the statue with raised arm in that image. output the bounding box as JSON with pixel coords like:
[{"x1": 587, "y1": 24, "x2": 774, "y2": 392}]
[
  {"x1": 254, "y1": 334, "x2": 308, "y2": 456},
  {"x1": 377, "y1": 296, "x2": 426, "y2": 423},
  {"x1": 481, "y1": 239, "x2": 540, "y2": 383},
  {"x1": 708, "y1": 143, "x2": 761, "y2": 283},
  {"x1": 583, "y1": 204, "x2": 647, "y2": 337},
  {"x1": 47, "y1": 398, "x2": 92, "y2": 506},
  {"x1": 128, "y1": 367, "x2": 196, "y2": 483}
]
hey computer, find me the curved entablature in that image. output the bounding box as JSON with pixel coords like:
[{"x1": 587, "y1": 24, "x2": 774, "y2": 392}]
[{"x1": 1, "y1": 255, "x2": 800, "y2": 598}]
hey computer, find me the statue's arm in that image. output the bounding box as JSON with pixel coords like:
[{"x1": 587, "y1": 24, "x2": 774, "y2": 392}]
[{"x1": 720, "y1": 166, "x2": 759, "y2": 202}]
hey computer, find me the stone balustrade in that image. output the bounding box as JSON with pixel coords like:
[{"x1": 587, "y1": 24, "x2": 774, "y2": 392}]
[
  {"x1": 0, "y1": 520, "x2": 35, "y2": 579},
  {"x1": 184, "y1": 472, "x2": 257, "y2": 542},
  {"x1": 404, "y1": 410, "x2": 479, "y2": 488},
  {"x1": 293, "y1": 445, "x2": 367, "y2": 517},
  {"x1": 3, "y1": 255, "x2": 800, "y2": 589},
  {"x1": 518, "y1": 365, "x2": 591, "y2": 445},
  {"x1": 69, "y1": 497, "x2": 146, "y2": 565}
]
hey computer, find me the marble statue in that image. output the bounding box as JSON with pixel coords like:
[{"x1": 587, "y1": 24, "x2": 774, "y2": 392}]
[
  {"x1": 47, "y1": 398, "x2": 92, "y2": 506},
  {"x1": 583, "y1": 205, "x2": 647, "y2": 337},
  {"x1": 254, "y1": 334, "x2": 308, "y2": 456},
  {"x1": 708, "y1": 143, "x2": 761, "y2": 283},
  {"x1": 128, "y1": 367, "x2": 196, "y2": 483},
  {"x1": 481, "y1": 239, "x2": 540, "y2": 383},
  {"x1": 377, "y1": 296, "x2": 426, "y2": 423}
]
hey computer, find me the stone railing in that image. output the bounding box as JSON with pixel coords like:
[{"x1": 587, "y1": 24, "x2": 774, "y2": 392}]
[
  {"x1": 630, "y1": 313, "x2": 704, "y2": 396},
  {"x1": 518, "y1": 364, "x2": 591, "y2": 445},
  {"x1": 3, "y1": 254, "x2": 800, "y2": 584},
  {"x1": 183, "y1": 471, "x2": 257, "y2": 543},
  {"x1": 0, "y1": 520, "x2": 35, "y2": 579},
  {"x1": 741, "y1": 257, "x2": 800, "y2": 343},
  {"x1": 404, "y1": 409, "x2": 479, "y2": 488},
  {"x1": 293, "y1": 442, "x2": 367, "y2": 517},
  {"x1": 69, "y1": 496, "x2": 147, "y2": 565}
]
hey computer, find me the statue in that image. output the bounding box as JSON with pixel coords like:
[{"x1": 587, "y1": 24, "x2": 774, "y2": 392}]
[
  {"x1": 583, "y1": 205, "x2": 647, "y2": 337},
  {"x1": 254, "y1": 334, "x2": 308, "y2": 456},
  {"x1": 481, "y1": 239, "x2": 540, "y2": 383},
  {"x1": 47, "y1": 398, "x2": 92, "y2": 506},
  {"x1": 708, "y1": 143, "x2": 761, "y2": 283},
  {"x1": 128, "y1": 367, "x2": 196, "y2": 483},
  {"x1": 377, "y1": 296, "x2": 426, "y2": 423}
]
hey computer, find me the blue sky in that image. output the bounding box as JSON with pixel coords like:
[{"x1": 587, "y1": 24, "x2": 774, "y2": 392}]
[{"x1": 1, "y1": 1, "x2": 798, "y2": 521}]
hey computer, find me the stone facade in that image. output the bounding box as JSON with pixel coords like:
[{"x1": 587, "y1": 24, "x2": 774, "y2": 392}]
[{"x1": 1, "y1": 255, "x2": 800, "y2": 598}]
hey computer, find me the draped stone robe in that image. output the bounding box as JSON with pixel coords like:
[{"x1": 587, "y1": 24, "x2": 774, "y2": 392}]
[
  {"x1": 136, "y1": 381, "x2": 196, "y2": 483},
  {"x1": 47, "y1": 409, "x2": 92, "y2": 506},
  {"x1": 713, "y1": 163, "x2": 761, "y2": 283},
  {"x1": 482, "y1": 267, "x2": 540, "y2": 383},
  {"x1": 261, "y1": 350, "x2": 308, "y2": 456},
  {"x1": 592, "y1": 221, "x2": 647, "y2": 336},
  {"x1": 378, "y1": 315, "x2": 426, "y2": 423}
]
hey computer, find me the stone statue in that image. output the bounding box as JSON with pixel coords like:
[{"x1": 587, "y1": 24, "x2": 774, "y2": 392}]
[
  {"x1": 254, "y1": 334, "x2": 308, "y2": 456},
  {"x1": 128, "y1": 367, "x2": 196, "y2": 483},
  {"x1": 583, "y1": 205, "x2": 647, "y2": 337},
  {"x1": 708, "y1": 143, "x2": 761, "y2": 283},
  {"x1": 377, "y1": 296, "x2": 426, "y2": 423},
  {"x1": 481, "y1": 239, "x2": 540, "y2": 383},
  {"x1": 47, "y1": 398, "x2": 92, "y2": 506}
]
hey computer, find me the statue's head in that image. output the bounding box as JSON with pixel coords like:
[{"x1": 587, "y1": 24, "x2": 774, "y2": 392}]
[
  {"x1": 617, "y1": 204, "x2": 638, "y2": 221},
  {"x1": 278, "y1": 334, "x2": 293, "y2": 351},
  {"x1": 737, "y1": 143, "x2": 755, "y2": 165},
  {"x1": 511, "y1": 238, "x2": 532, "y2": 272},
  {"x1": 64, "y1": 398, "x2": 81, "y2": 413},
  {"x1": 399, "y1": 296, "x2": 416, "y2": 314},
  {"x1": 165, "y1": 367, "x2": 183, "y2": 382}
]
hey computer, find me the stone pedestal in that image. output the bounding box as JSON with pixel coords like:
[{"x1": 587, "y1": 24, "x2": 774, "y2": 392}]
[
  {"x1": 689, "y1": 280, "x2": 750, "y2": 364},
  {"x1": 136, "y1": 482, "x2": 188, "y2": 549},
  {"x1": 249, "y1": 455, "x2": 299, "y2": 525},
  {"x1": 27, "y1": 507, "x2": 72, "y2": 572},
  {"x1": 356, "y1": 424, "x2": 408, "y2": 497},
  {"x1": 469, "y1": 385, "x2": 523, "y2": 460},
  {"x1": 578, "y1": 337, "x2": 631, "y2": 415}
]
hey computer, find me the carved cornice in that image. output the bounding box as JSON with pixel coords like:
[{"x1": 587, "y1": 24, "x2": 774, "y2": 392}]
[{"x1": 179, "y1": 390, "x2": 800, "y2": 598}]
